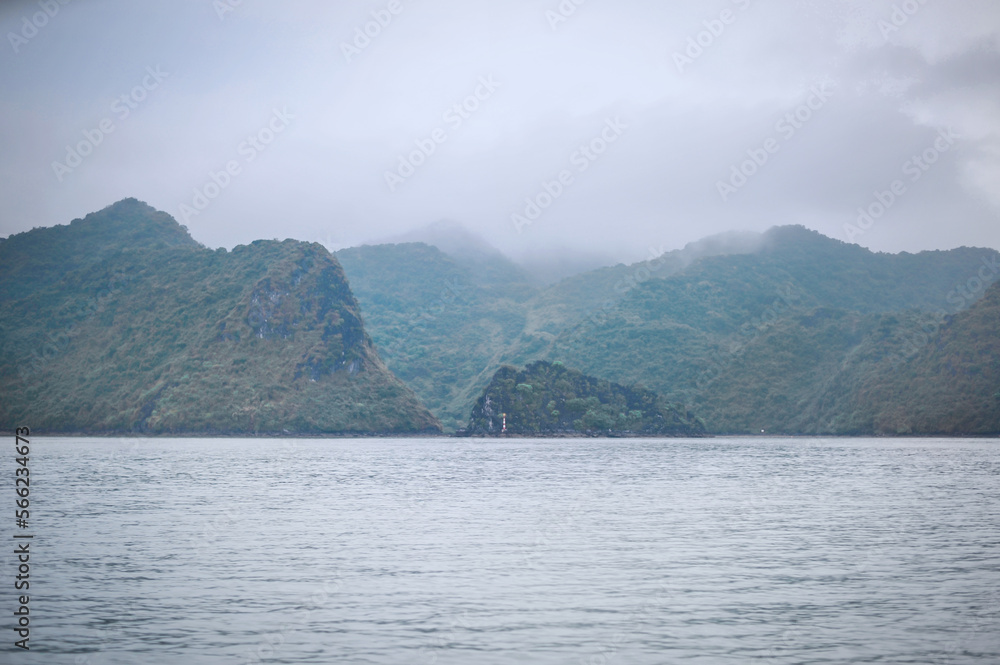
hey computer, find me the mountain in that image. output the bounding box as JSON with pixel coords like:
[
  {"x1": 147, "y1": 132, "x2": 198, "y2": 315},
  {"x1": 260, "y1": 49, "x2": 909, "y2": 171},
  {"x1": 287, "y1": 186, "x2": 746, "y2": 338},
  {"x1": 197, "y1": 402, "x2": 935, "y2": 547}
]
[
  {"x1": 518, "y1": 229, "x2": 765, "y2": 337},
  {"x1": 858, "y1": 280, "x2": 1000, "y2": 435},
  {"x1": 378, "y1": 219, "x2": 532, "y2": 286},
  {"x1": 335, "y1": 242, "x2": 536, "y2": 431},
  {"x1": 8, "y1": 201, "x2": 994, "y2": 436},
  {"x1": 462, "y1": 361, "x2": 705, "y2": 437},
  {"x1": 0, "y1": 198, "x2": 198, "y2": 301},
  {"x1": 333, "y1": 228, "x2": 783, "y2": 431},
  {"x1": 337, "y1": 224, "x2": 999, "y2": 434},
  {"x1": 0, "y1": 199, "x2": 440, "y2": 435},
  {"x1": 548, "y1": 228, "x2": 999, "y2": 434}
]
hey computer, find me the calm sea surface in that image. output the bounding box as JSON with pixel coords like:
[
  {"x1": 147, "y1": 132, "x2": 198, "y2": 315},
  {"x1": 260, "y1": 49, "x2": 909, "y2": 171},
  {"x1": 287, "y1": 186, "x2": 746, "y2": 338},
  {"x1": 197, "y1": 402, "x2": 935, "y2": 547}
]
[{"x1": 3, "y1": 436, "x2": 999, "y2": 664}]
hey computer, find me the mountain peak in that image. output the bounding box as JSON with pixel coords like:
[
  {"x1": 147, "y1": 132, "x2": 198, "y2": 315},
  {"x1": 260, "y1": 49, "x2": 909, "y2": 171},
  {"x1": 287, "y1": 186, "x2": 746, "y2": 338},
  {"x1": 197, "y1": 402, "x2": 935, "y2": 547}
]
[
  {"x1": 70, "y1": 197, "x2": 200, "y2": 247},
  {"x1": 379, "y1": 220, "x2": 531, "y2": 286},
  {"x1": 0, "y1": 197, "x2": 200, "y2": 300},
  {"x1": 381, "y1": 219, "x2": 503, "y2": 260},
  {"x1": 0, "y1": 201, "x2": 440, "y2": 434},
  {"x1": 761, "y1": 224, "x2": 852, "y2": 251}
]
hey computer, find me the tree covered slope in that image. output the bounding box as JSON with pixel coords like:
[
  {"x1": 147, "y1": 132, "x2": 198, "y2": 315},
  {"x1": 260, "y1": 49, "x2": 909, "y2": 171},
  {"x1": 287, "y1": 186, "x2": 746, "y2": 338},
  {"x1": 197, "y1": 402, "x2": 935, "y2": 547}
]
[
  {"x1": 0, "y1": 199, "x2": 440, "y2": 435},
  {"x1": 340, "y1": 226, "x2": 999, "y2": 435},
  {"x1": 462, "y1": 361, "x2": 705, "y2": 437}
]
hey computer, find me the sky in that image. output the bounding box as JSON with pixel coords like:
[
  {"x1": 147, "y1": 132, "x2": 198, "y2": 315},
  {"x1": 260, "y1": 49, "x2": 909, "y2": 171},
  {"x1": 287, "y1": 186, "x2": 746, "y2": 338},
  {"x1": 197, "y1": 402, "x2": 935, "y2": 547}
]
[{"x1": 1, "y1": 0, "x2": 998, "y2": 265}]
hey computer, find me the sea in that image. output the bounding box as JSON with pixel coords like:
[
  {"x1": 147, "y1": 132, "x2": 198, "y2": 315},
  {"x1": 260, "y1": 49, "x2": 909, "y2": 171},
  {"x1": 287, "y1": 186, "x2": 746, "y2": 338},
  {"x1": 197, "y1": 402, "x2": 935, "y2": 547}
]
[{"x1": 3, "y1": 436, "x2": 998, "y2": 664}]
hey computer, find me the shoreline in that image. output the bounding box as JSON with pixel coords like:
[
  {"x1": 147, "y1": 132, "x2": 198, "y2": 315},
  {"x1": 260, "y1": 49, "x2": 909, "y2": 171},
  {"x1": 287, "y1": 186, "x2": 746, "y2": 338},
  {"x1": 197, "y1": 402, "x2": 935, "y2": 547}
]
[{"x1": 5, "y1": 431, "x2": 998, "y2": 439}]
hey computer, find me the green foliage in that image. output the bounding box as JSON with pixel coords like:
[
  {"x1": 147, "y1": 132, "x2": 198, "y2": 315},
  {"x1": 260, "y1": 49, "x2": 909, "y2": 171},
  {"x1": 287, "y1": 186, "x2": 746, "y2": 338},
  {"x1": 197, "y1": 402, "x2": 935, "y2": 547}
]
[
  {"x1": 336, "y1": 242, "x2": 538, "y2": 431},
  {"x1": 0, "y1": 198, "x2": 199, "y2": 302},
  {"x1": 462, "y1": 361, "x2": 704, "y2": 436},
  {"x1": 0, "y1": 200, "x2": 440, "y2": 435},
  {"x1": 340, "y1": 225, "x2": 999, "y2": 436},
  {"x1": 853, "y1": 281, "x2": 1000, "y2": 435},
  {"x1": 5, "y1": 202, "x2": 997, "y2": 438}
]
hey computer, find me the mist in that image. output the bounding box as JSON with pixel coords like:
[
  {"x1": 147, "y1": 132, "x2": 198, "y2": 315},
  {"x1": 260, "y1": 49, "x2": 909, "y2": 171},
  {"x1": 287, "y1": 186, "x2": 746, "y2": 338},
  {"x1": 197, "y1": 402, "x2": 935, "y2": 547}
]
[{"x1": 2, "y1": 0, "x2": 998, "y2": 267}]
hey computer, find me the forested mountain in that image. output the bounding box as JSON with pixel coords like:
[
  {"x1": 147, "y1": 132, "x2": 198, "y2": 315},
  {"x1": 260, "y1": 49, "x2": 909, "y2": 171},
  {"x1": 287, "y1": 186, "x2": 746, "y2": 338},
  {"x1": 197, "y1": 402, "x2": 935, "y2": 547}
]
[
  {"x1": 462, "y1": 361, "x2": 705, "y2": 437},
  {"x1": 858, "y1": 280, "x2": 1000, "y2": 435},
  {"x1": 0, "y1": 199, "x2": 199, "y2": 301},
  {"x1": 335, "y1": 242, "x2": 539, "y2": 431},
  {"x1": 339, "y1": 226, "x2": 999, "y2": 435},
  {"x1": 334, "y1": 228, "x2": 791, "y2": 429},
  {"x1": 0, "y1": 199, "x2": 439, "y2": 435},
  {"x1": 5, "y1": 200, "x2": 995, "y2": 436}
]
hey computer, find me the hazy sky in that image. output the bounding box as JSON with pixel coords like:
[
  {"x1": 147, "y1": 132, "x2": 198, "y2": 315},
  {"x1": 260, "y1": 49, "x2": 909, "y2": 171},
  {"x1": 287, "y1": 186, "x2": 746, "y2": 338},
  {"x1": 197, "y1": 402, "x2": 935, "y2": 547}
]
[{"x1": 1, "y1": 0, "x2": 998, "y2": 263}]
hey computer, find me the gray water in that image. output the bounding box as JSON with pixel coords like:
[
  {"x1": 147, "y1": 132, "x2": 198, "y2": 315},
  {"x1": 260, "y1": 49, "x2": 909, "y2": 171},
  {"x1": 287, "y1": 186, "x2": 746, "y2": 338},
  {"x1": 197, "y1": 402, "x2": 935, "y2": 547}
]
[{"x1": 3, "y1": 437, "x2": 999, "y2": 665}]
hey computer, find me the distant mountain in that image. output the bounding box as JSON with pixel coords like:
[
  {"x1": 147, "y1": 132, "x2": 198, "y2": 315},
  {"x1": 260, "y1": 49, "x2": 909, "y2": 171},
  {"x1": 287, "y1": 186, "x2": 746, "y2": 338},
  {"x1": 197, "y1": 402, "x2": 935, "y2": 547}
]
[
  {"x1": 859, "y1": 280, "x2": 1000, "y2": 435},
  {"x1": 0, "y1": 199, "x2": 439, "y2": 435},
  {"x1": 707, "y1": 280, "x2": 1000, "y2": 436},
  {"x1": 518, "y1": 229, "x2": 768, "y2": 337},
  {"x1": 379, "y1": 219, "x2": 532, "y2": 286},
  {"x1": 338, "y1": 224, "x2": 999, "y2": 434},
  {"x1": 549, "y1": 228, "x2": 999, "y2": 434},
  {"x1": 332, "y1": 228, "x2": 778, "y2": 430},
  {"x1": 8, "y1": 201, "x2": 994, "y2": 436},
  {"x1": 335, "y1": 242, "x2": 535, "y2": 431},
  {"x1": 382, "y1": 219, "x2": 500, "y2": 261},
  {"x1": 664, "y1": 307, "x2": 933, "y2": 434},
  {"x1": 462, "y1": 360, "x2": 705, "y2": 437},
  {"x1": 383, "y1": 219, "x2": 627, "y2": 286}
]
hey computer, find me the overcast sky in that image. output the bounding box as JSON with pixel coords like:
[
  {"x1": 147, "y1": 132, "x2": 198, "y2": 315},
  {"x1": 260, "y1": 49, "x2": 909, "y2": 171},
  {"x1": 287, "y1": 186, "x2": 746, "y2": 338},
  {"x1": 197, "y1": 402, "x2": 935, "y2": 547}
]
[{"x1": 1, "y1": 0, "x2": 998, "y2": 264}]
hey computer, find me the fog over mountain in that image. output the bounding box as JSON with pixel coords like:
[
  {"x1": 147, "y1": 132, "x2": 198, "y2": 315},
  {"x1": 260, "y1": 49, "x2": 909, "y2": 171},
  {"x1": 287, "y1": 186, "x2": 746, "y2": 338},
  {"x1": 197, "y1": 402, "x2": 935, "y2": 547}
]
[{"x1": 1, "y1": 0, "x2": 998, "y2": 266}]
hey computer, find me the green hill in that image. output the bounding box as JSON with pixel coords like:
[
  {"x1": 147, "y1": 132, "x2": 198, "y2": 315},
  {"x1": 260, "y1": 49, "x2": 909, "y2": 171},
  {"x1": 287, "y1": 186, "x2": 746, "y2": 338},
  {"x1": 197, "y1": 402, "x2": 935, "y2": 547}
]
[
  {"x1": 0, "y1": 198, "x2": 199, "y2": 301},
  {"x1": 462, "y1": 361, "x2": 705, "y2": 437},
  {"x1": 7, "y1": 200, "x2": 995, "y2": 437},
  {"x1": 0, "y1": 199, "x2": 440, "y2": 435},
  {"x1": 332, "y1": 230, "x2": 772, "y2": 430},
  {"x1": 857, "y1": 280, "x2": 1000, "y2": 435},
  {"x1": 338, "y1": 226, "x2": 998, "y2": 435},
  {"x1": 545, "y1": 230, "x2": 999, "y2": 434},
  {"x1": 335, "y1": 242, "x2": 538, "y2": 431}
]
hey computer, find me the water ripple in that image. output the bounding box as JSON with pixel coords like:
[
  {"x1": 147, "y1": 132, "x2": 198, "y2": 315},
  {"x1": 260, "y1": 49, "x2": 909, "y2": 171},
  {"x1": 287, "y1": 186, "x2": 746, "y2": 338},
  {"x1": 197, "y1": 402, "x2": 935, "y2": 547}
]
[{"x1": 2, "y1": 436, "x2": 997, "y2": 664}]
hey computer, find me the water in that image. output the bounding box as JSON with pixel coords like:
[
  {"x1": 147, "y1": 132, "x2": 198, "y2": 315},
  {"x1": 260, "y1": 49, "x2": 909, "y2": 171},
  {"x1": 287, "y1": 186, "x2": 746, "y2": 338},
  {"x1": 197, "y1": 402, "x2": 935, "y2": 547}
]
[{"x1": 3, "y1": 436, "x2": 999, "y2": 664}]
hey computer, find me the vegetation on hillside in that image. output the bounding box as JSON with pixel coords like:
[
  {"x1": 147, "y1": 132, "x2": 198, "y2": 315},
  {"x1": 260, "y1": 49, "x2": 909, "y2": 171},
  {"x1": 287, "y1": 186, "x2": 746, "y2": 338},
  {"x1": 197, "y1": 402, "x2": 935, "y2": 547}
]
[
  {"x1": 5, "y1": 200, "x2": 996, "y2": 437},
  {"x1": 857, "y1": 280, "x2": 1000, "y2": 435},
  {"x1": 0, "y1": 198, "x2": 198, "y2": 301},
  {"x1": 0, "y1": 199, "x2": 440, "y2": 435},
  {"x1": 462, "y1": 361, "x2": 705, "y2": 437},
  {"x1": 339, "y1": 225, "x2": 999, "y2": 435},
  {"x1": 336, "y1": 242, "x2": 536, "y2": 431}
]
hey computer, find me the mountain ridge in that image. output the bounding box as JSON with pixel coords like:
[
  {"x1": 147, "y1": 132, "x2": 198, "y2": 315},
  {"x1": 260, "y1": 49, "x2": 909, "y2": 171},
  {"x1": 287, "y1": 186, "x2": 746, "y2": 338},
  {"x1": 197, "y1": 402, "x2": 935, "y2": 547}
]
[
  {"x1": 0, "y1": 200, "x2": 440, "y2": 435},
  {"x1": 5, "y1": 200, "x2": 997, "y2": 436},
  {"x1": 336, "y1": 222, "x2": 999, "y2": 434}
]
